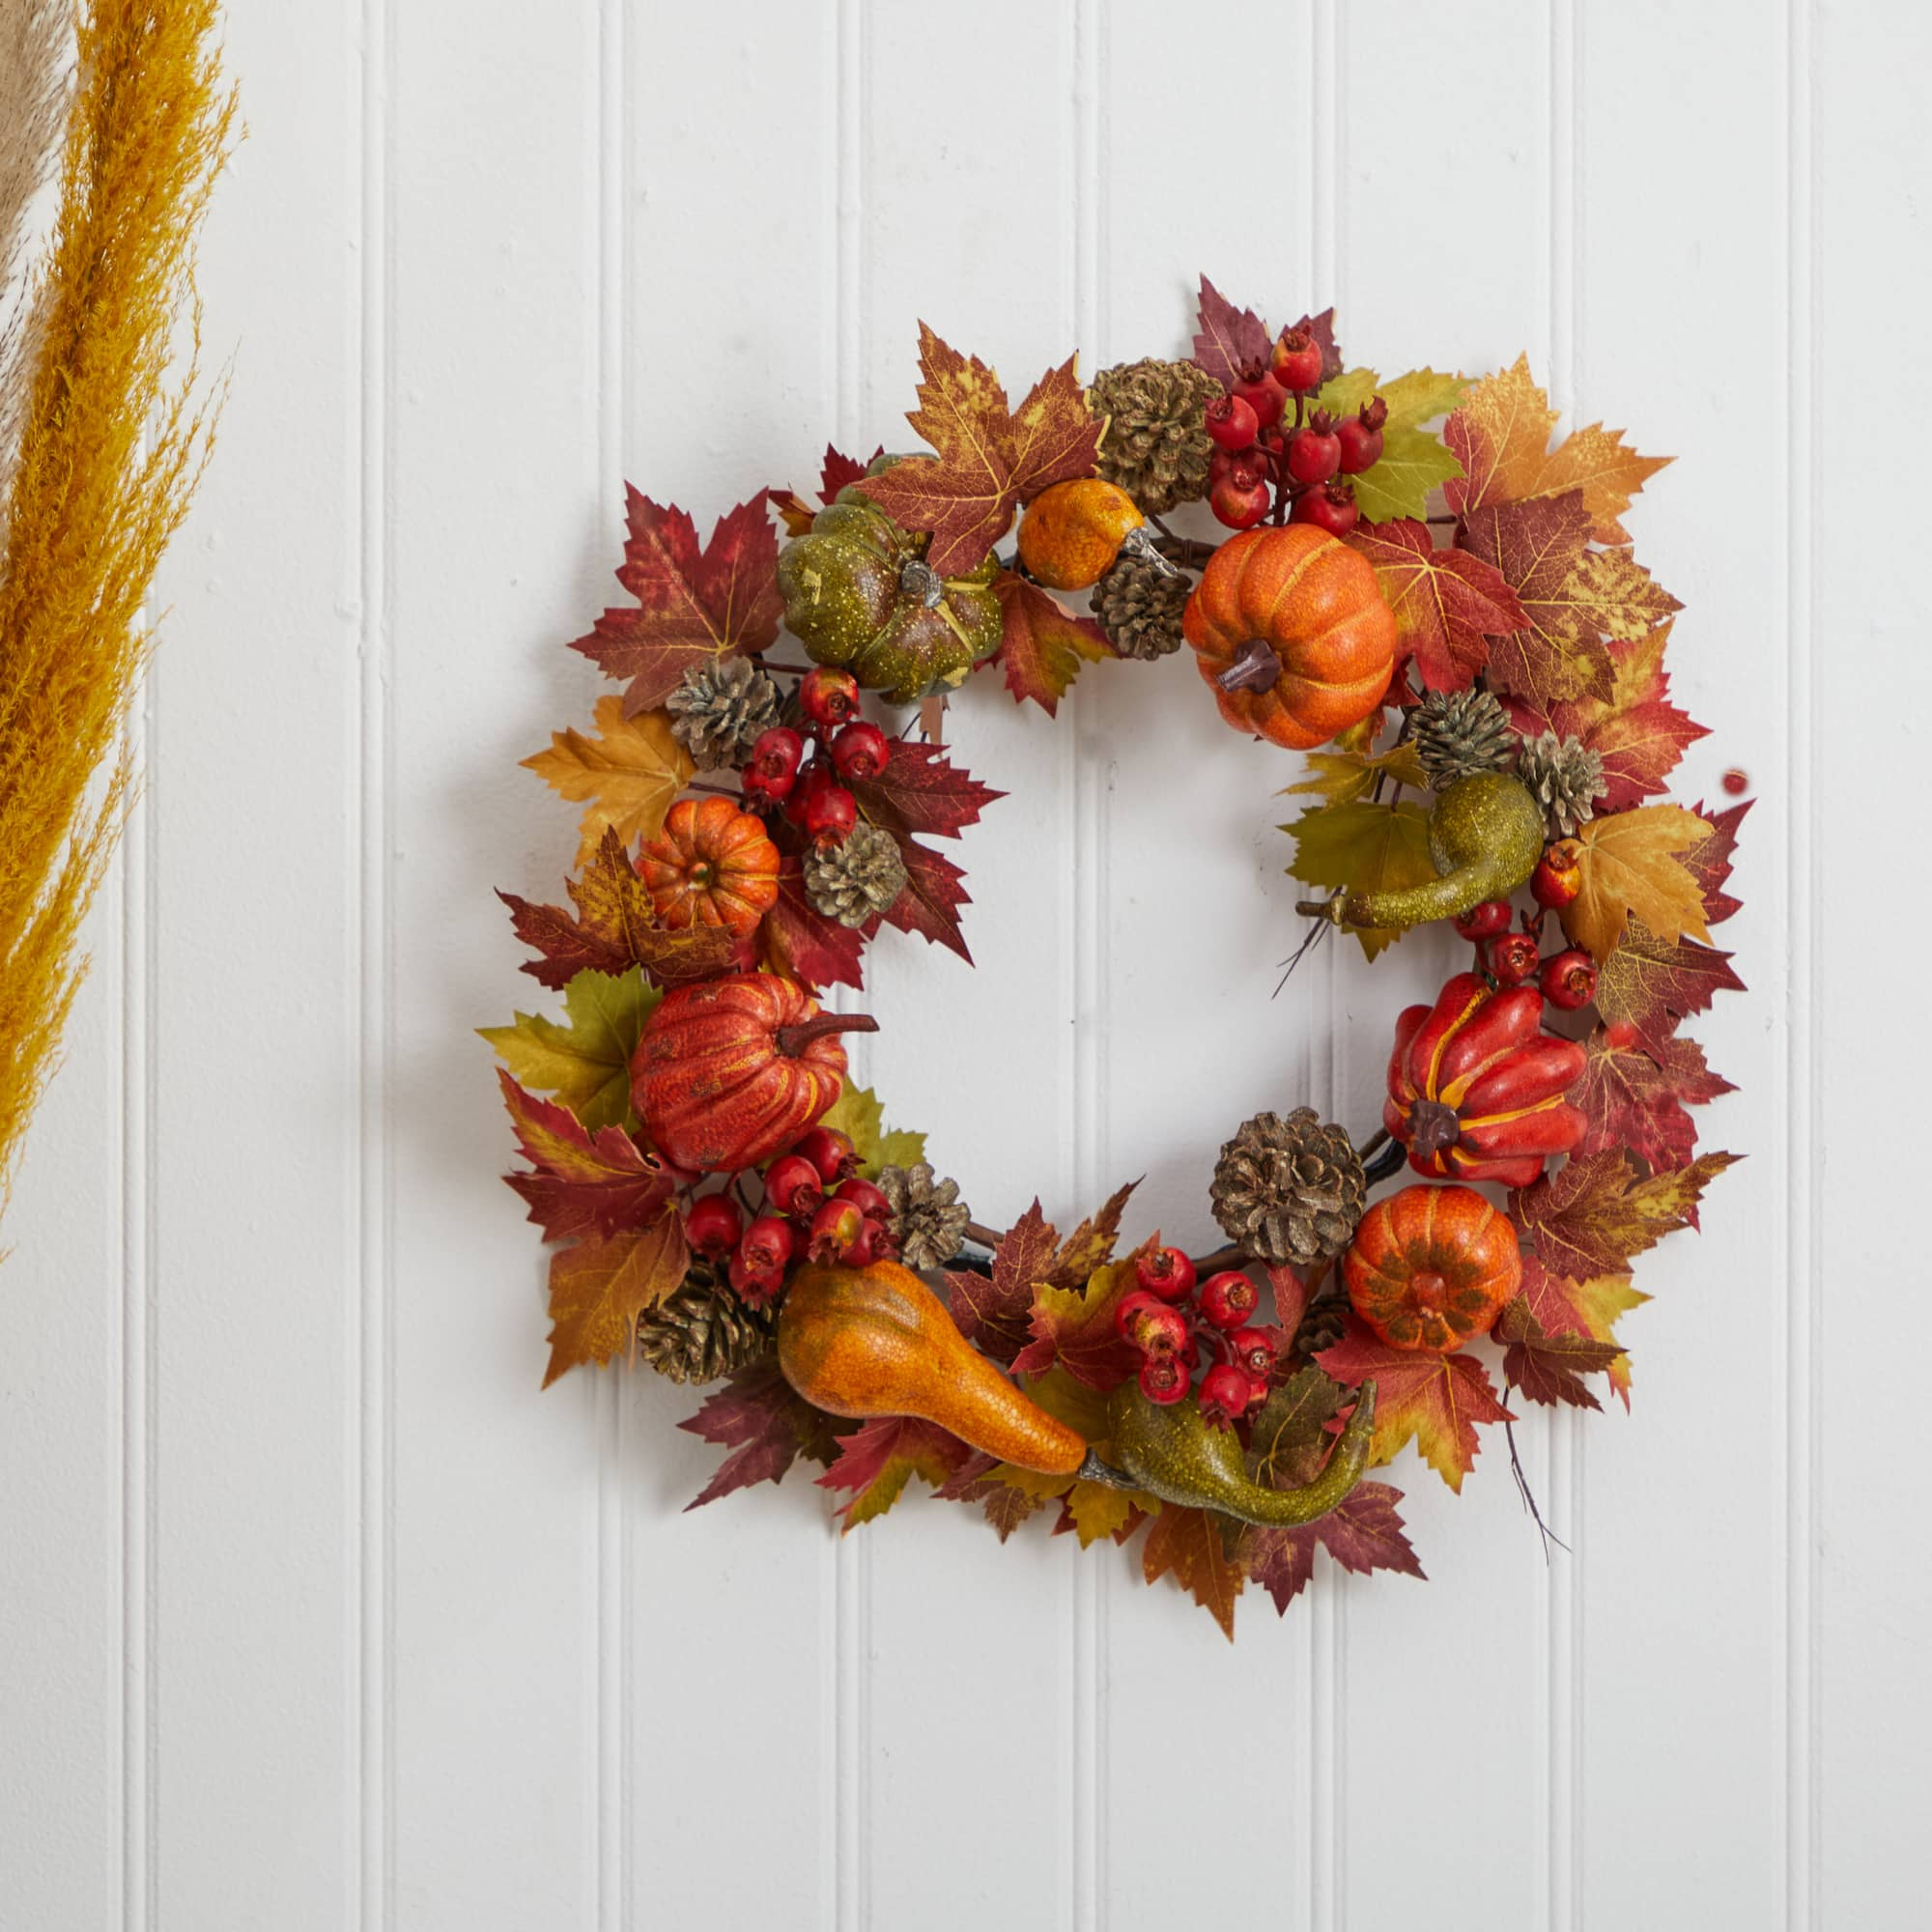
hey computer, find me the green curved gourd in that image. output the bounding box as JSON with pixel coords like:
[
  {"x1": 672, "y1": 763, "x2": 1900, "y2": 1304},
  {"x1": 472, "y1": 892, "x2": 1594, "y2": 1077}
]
[
  {"x1": 1307, "y1": 772, "x2": 1545, "y2": 932},
  {"x1": 1085, "y1": 1379, "x2": 1378, "y2": 1527}
]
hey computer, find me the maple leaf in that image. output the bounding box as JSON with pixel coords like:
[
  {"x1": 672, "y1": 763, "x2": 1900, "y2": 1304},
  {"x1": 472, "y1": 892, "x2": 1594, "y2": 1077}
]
[
  {"x1": 816, "y1": 1081, "x2": 926, "y2": 1180},
  {"x1": 1238, "y1": 1482, "x2": 1424, "y2": 1617},
  {"x1": 1317, "y1": 1319, "x2": 1511, "y2": 1492},
  {"x1": 758, "y1": 852, "x2": 872, "y2": 991},
  {"x1": 771, "y1": 442, "x2": 884, "y2": 535},
  {"x1": 1313, "y1": 368, "x2": 1468, "y2": 524},
  {"x1": 947, "y1": 1200, "x2": 1056, "y2": 1363},
  {"x1": 1593, "y1": 919, "x2": 1746, "y2": 1058},
  {"x1": 1290, "y1": 308, "x2": 1345, "y2": 386},
  {"x1": 1511, "y1": 1147, "x2": 1741, "y2": 1287},
  {"x1": 1012, "y1": 1250, "x2": 1146, "y2": 1390},
  {"x1": 497, "y1": 1070, "x2": 670, "y2": 1244},
  {"x1": 1282, "y1": 798, "x2": 1437, "y2": 960},
  {"x1": 846, "y1": 738, "x2": 1004, "y2": 841},
  {"x1": 1280, "y1": 741, "x2": 1429, "y2": 807},
  {"x1": 570, "y1": 490, "x2": 783, "y2": 715},
  {"x1": 499, "y1": 828, "x2": 742, "y2": 991},
  {"x1": 816, "y1": 1414, "x2": 974, "y2": 1529},
  {"x1": 933, "y1": 1458, "x2": 1048, "y2": 1542},
  {"x1": 1245, "y1": 1366, "x2": 1348, "y2": 1491},
  {"x1": 1517, "y1": 1261, "x2": 1647, "y2": 1405},
  {"x1": 541, "y1": 1209, "x2": 688, "y2": 1388},
  {"x1": 991, "y1": 570, "x2": 1116, "y2": 715},
  {"x1": 1494, "y1": 1295, "x2": 1624, "y2": 1411},
  {"x1": 1191, "y1": 274, "x2": 1272, "y2": 389},
  {"x1": 680, "y1": 1358, "x2": 842, "y2": 1509},
  {"x1": 976, "y1": 1367, "x2": 1160, "y2": 1546},
  {"x1": 522, "y1": 696, "x2": 694, "y2": 868},
  {"x1": 1561, "y1": 803, "x2": 1714, "y2": 963},
  {"x1": 1142, "y1": 1504, "x2": 1246, "y2": 1639},
  {"x1": 1050, "y1": 1180, "x2": 1140, "y2": 1287},
  {"x1": 1682, "y1": 798, "x2": 1750, "y2": 926},
  {"x1": 477, "y1": 965, "x2": 657, "y2": 1134},
  {"x1": 1344, "y1": 517, "x2": 1525, "y2": 691},
  {"x1": 862, "y1": 326, "x2": 1103, "y2": 575},
  {"x1": 1571, "y1": 1025, "x2": 1734, "y2": 1173},
  {"x1": 879, "y1": 838, "x2": 974, "y2": 963},
  {"x1": 1458, "y1": 495, "x2": 1611, "y2": 704},
  {"x1": 1445, "y1": 355, "x2": 1670, "y2": 543}
]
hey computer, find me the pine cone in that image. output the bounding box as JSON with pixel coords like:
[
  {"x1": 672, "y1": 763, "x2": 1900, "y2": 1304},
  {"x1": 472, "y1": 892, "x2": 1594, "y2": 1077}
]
[
  {"x1": 635, "y1": 1264, "x2": 774, "y2": 1385},
  {"x1": 1291, "y1": 1270, "x2": 1350, "y2": 1364},
  {"x1": 1516, "y1": 728, "x2": 1608, "y2": 837},
  {"x1": 1090, "y1": 551, "x2": 1189, "y2": 660},
  {"x1": 803, "y1": 820, "x2": 907, "y2": 927},
  {"x1": 876, "y1": 1162, "x2": 970, "y2": 1271},
  {"x1": 1088, "y1": 356, "x2": 1223, "y2": 514},
  {"x1": 1413, "y1": 687, "x2": 1519, "y2": 791},
  {"x1": 1210, "y1": 1108, "x2": 1366, "y2": 1267},
  {"x1": 665, "y1": 655, "x2": 781, "y2": 771}
]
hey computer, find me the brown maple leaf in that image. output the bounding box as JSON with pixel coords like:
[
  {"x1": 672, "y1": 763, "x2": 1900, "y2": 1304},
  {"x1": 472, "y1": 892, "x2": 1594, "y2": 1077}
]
[
  {"x1": 1238, "y1": 1482, "x2": 1423, "y2": 1616},
  {"x1": 991, "y1": 571, "x2": 1116, "y2": 715},
  {"x1": 815, "y1": 1414, "x2": 975, "y2": 1529},
  {"x1": 1593, "y1": 918, "x2": 1746, "y2": 1058},
  {"x1": 542, "y1": 1209, "x2": 689, "y2": 1388},
  {"x1": 680, "y1": 1359, "x2": 843, "y2": 1509},
  {"x1": 1143, "y1": 1504, "x2": 1246, "y2": 1640},
  {"x1": 1494, "y1": 1296, "x2": 1625, "y2": 1410},
  {"x1": 1571, "y1": 1026, "x2": 1735, "y2": 1174},
  {"x1": 1317, "y1": 1319, "x2": 1512, "y2": 1493},
  {"x1": 1510, "y1": 1148, "x2": 1740, "y2": 1286}
]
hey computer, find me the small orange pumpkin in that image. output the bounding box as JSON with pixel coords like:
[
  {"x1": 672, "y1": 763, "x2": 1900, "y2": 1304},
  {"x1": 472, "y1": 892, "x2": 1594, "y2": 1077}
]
[
  {"x1": 1342, "y1": 1183, "x2": 1521, "y2": 1352},
  {"x1": 633, "y1": 973, "x2": 874, "y2": 1174},
  {"x1": 1181, "y1": 525, "x2": 1397, "y2": 750},
  {"x1": 635, "y1": 797, "x2": 780, "y2": 937},
  {"x1": 1016, "y1": 477, "x2": 1145, "y2": 591}
]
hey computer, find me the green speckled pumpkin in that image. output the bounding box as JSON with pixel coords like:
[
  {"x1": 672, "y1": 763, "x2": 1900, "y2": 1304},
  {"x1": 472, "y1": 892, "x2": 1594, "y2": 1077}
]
[{"x1": 775, "y1": 472, "x2": 1002, "y2": 704}]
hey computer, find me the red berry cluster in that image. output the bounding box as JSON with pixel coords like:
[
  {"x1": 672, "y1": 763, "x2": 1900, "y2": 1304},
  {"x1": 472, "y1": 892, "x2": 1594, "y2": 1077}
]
[
  {"x1": 1450, "y1": 838, "x2": 1597, "y2": 1007},
  {"x1": 1203, "y1": 328, "x2": 1387, "y2": 537},
  {"x1": 682, "y1": 1124, "x2": 896, "y2": 1308},
  {"x1": 1111, "y1": 1246, "x2": 1280, "y2": 1430},
  {"x1": 740, "y1": 666, "x2": 890, "y2": 847}
]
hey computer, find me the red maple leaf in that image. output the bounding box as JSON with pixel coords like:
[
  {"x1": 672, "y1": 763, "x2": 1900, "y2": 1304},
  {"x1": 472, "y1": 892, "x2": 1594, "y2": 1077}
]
[
  {"x1": 814, "y1": 1414, "x2": 975, "y2": 1527},
  {"x1": 945, "y1": 1200, "x2": 1058, "y2": 1364},
  {"x1": 879, "y1": 839, "x2": 973, "y2": 963},
  {"x1": 1458, "y1": 494, "x2": 1614, "y2": 705},
  {"x1": 1494, "y1": 1296, "x2": 1625, "y2": 1411},
  {"x1": 847, "y1": 738, "x2": 1005, "y2": 841},
  {"x1": 680, "y1": 1359, "x2": 842, "y2": 1510},
  {"x1": 1682, "y1": 798, "x2": 1750, "y2": 926},
  {"x1": 1344, "y1": 517, "x2": 1525, "y2": 691},
  {"x1": 1571, "y1": 1025, "x2": 1735, "y2": 1173},
  {"x1": 1593, "y1": 919, "x2": 1747, "y2": 1058},
  {"x1": 861, "y1": 326, "x2": 1103, "y2": 574},
  {"x1": 1238, "y1": 1481, "x2": 1424, "y2": 1615},
  {"x1": 770, "y1": 443, "x2": 884, "y2": 538},
  {"x1": 1010, "y1": 1245, "x2": 1148, "y2": 1390},
  {"x1": 497, "y1": 1070, "x2": 668, "y2": 1242},
  {"x1": 1317, "y1": 1319, "x2": 1511, "y2": 1492},
  {"x1": 1511, "y1": 1148, "x2": 1740, "y2": 1285},
  {"x1": 757, "y1": 851, "x2": 872, "y2": 992},
  {"x1": 991, "y1": 571, "x2": 1116, "y2": 716},
  {"x1": 570, "y1": 490, "x2": 783, "y2": 715},
  {"x1": 1190, "y1": 273, "x2": 1273, "y2": 389}
]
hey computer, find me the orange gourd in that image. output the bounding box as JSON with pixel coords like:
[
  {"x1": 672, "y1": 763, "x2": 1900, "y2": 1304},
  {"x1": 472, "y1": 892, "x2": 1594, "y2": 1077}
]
[
  {"x1": 635, "y1": 796, "x2": 780, "y2": 937},
  {"x1": 1342, "y1": 1183, "x2": 1521, "y2": 1352},
  {"x1": 1016, "y1": 477, "x2": 1145, "y2": 591},
  {"x1": 633, "y1": 974, "x2": 874, "y2": 1174},
  {"x1": 779, "y1": 1259, "x2": 1089, "y2": 1476},
  {"x1": 1181, "y1": 525, "x2": 1397, "y2": 749}
]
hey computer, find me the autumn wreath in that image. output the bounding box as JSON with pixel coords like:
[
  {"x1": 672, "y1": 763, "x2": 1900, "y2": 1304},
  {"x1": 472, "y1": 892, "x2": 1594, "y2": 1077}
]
[{"x1": 482, "y1": 277, "x2": 1743, "y2": 1637}]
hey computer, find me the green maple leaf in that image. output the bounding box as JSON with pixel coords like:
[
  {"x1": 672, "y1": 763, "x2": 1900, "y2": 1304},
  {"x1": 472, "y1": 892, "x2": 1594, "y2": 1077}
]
[
  {"x1": 478, "y1": 966, "x2": 657, "y2": 1132},
  {"x1": 1282, "y1": 798, "x2": 1436, "y2": 960},
  {"x1": 817, "y1": 1082, "x2": 926, "y2": 1179},
  {"x1": 1315, "y1": 366, "x2": 1468, "y2": 522}
]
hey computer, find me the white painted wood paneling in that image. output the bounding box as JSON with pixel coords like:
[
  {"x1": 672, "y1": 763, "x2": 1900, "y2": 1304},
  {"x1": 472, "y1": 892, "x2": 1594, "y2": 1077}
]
[{"x1": 2, "y1": 2, "x2": 1926, "y2": 1928}]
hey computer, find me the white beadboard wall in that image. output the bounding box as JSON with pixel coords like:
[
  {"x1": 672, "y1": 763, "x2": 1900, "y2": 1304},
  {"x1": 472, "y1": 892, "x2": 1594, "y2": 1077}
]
[{"x1": 0, "y1": 2, "x2": 1923, "y2": 1927}]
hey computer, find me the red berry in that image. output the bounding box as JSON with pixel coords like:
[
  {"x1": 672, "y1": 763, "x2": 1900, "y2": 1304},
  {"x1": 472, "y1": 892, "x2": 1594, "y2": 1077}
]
[
  {"x1": 684, "y1": 1193, "x2": 744, "y2": 1258},
  {"x1": 749, "y1": 724, "x2": 804, "y2": 783},
  {"x1": 1227, "y1": 1326, "x2": 1278, "y2": 1382},
  {"x1": 1232, "y1": 365, "x2": 1287, "y2": 431},
  {"x1": 1270, "y1": 327, "x2": 1323, "y2": 394},
  {"x1": 1199, "y1": 1270, "x2": 1260, "y2": 1330},
  {"x1": 1290, "y1": 479, "x2": 1358, "y2": 535},
  {"x1": 1114, "y1": 1287, "x2": 1167, "y2": 1344},
  {"x1": 828, "y1": 720, "x2": 890, "y2": 782},
  {"x1": 805, "y1": 781, "x2": 858, "y2": 842},
  {"x1": 1335, "y1": 398, "x2": 1387, "y2": 474},
  {"x1": 728, "y1": 1255, "x2": 786, "y2": 1308},
  {"x1": 1125, "y1": 1301, "x2": 1191, "y2": 1358},
  {"x1": 1135, "y1": 1245, "x2": 1197, "y2": 1304},
  {"x1": 738, "y1": 1214, "x2": 795, "y2": 1274},
  {"x1": 762, "y1": 1152, "x2": 824, "y2": 1219},
  {"x1": 1721, "y1": 767, "x2": 1749, "y2": 797},
  {"x1": 794, "y1": 1126, "x2": 857, "y2": 1185},
  {"x1": 1205, "y1": 393, "x2": 1260, "y2": 451},
  {"x1": 1286, "y1": 413, "x2": 1342, "y2": 486},
  {"x1": 1541, "y1": 948, "x2": 1599, "y2": 1010},
  {"x1": 799, "y1": 666, "x2": 862, "y2": 731},
  {"x1": 1209, "y1": 474, "x2": 1272, "y2": 529},
  {"x1": 1453, "y1": 899, "x2": 1514, "y2": 941},
  {"x1": 1138, "y1": 1353, "x2": 1190, "y2": 1406},
  {"x1": 838, "y1": 1216, "x2": 892, "y2": 1265},
  {"x1": 782, "y1": 760, "x2": 835, "y2": 828},
  {"x1": 1208, "y1": 444, "x2": 1268, "y2": 492},
  {"x1": 1531, "y1": 838, "x2": 1584, "y2": 908},
  {"x1": 806, "y1": 1197, "x2": 866, "y2": 1262},
  {"x1": 834, "y1": 1175, "x2": 890, "y2": 1224},
  {"x1": 1199, "y1": 1363, "x2": 1253, "y2": 1430},
  {"x1": 1488, "y1": 931, "x2": 1542, "y2": 986}
]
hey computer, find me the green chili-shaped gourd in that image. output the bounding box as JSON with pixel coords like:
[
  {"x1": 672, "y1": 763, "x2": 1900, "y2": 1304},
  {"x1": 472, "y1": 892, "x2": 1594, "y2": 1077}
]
[
  {"x1": 1081, "y1": 1379, "x2": 1378, "y2": 1527},
  {"x1": 1300, "y1": 772, "x2": 1545, "y2": 932}
]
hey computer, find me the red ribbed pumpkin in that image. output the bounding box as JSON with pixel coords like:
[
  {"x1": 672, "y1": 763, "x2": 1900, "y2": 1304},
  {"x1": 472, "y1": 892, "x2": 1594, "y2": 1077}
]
[
  {"x1": 1181, "y1": 525, "x2": 1396, "y2": 749},
  {"x1": 1343, "y1": 1184, "x2": 1520, "y2": 1352},
  {"x1": 635, "y1": 797, "x2": 780, "y2": 937},
  {"x1": 1384, "y1": 971, "x2": 1587, "y2": 1188},
  {"x1": 633, "y1": 974, "x2": 874, "y2": 1174}
]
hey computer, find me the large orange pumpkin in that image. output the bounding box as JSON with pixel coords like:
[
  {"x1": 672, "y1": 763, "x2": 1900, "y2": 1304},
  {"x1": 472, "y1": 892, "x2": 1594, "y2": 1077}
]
[
  {"x1": 1342, "y1": 1183, "x2": 1521, "y2": 1352},
  {"x1": 633, "y1": 973, "x2": 874, "y2": 1173},
  {"x1": 635, "y1": 797, "x2": 780, "y2": 937},
  {"x1": 1181, "y1": 525, "x2": 1397, "y2": 749}
]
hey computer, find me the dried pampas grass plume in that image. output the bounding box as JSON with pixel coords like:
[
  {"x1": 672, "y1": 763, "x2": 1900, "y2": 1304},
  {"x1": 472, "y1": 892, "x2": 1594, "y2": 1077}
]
[{"x1": 0, "y1": 0, "x2": 236, "y2": 1218}]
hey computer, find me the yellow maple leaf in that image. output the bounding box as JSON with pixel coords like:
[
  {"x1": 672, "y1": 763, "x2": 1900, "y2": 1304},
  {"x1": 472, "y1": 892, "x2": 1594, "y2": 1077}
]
[
  {"x1": 1282, "y1": 798, "x2": 1437, "y2": 960},
  {"x1": 1280, "y1": 742, "x2": 1428, "y2": 807},
  {"x1": 1562, "y1": 804, "x2": 1714, "y2": 962},
  {"x1": 523, "y1": 695, "x2": 693, "y2": 868},
  {"x1": 541, "y1": 1210, "x2": 689, "y2": 1387}
]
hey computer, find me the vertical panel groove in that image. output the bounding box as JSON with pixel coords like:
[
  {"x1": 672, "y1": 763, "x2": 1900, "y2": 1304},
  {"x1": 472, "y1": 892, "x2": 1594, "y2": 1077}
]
[{"x1": 1783, "y1": 0, "x2": 1818, "y2": 1923}]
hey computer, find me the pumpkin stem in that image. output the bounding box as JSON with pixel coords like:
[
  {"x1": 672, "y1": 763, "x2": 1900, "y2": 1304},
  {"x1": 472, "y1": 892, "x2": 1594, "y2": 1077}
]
[
  {"x1": 775, "y1": 1011, "x2": 880, "y2": 1057},
  {"x1": 898, "y1": 559, "x2": 945, "y2": 610},
  {"x1": 1405, "y1": 1097, "x2": 1462, "y2": 1158},
  {"x1": 1215, "y1": 637, "x2": 1281, "y2": 695}
]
